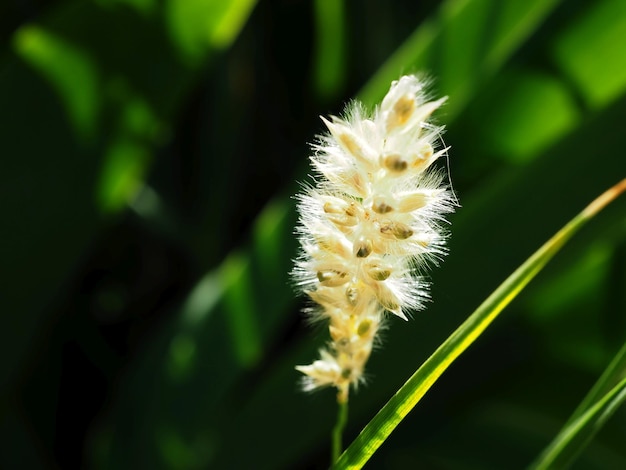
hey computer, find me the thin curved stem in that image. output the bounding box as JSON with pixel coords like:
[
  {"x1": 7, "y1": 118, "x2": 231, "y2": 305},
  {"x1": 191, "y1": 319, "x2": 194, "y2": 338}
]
[{"x1": 332, "y1": 397, "x2": 349, "y2": 463}]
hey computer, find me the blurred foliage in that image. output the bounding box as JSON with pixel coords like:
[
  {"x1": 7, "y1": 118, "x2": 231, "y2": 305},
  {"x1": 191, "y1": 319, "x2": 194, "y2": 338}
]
[
  {"x1": 532, "y1": 376, "x2": 626, "y2": 470},
  {"x1": 0, "y1": 0, "x2": 625, "y2": 469}
]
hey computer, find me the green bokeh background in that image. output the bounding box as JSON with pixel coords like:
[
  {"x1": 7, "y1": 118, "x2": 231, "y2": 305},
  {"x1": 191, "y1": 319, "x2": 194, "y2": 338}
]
[{"x1": 1, "y1": 0, "x2": 625, "y2": 468}]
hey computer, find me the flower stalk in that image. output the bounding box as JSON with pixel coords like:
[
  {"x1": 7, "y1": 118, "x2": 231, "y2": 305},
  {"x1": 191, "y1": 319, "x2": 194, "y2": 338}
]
[
  {"x1": 332, "y1": 399, "x2": 349, "y2": 462},
  {"x1": 293, "y1": 75, "x2": 454, "y2": 403}
]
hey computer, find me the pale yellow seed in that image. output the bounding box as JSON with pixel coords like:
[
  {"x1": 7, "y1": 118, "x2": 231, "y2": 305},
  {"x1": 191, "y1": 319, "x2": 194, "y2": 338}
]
[
  {"x1": 327, "y1": 213, "x2": 357, "y2": 227},
  {"x1": 318, "y1": 237, "x2": 351, "y2": 258},
  {"x1": 387, "y1": 95, "x2": 415, "y2": 131},
  {"x1": 352, "y1": 173, "x2": 366, "y2": 194},
  {"x1": 372, "y1": 280, "x2": 402, "y2": 313},
  {"x1": 397, "y1": 192, "x2": 427, "y2": 212},
  {"x1": 345, "y1": 202, "x2": 358, "y2": 217},
  {"x1": 323, "y1": 201, "x2": 343, "y2": 214},
  {"x1": 339, "y1": 133, "x2": 365, "y2": 160},
  {"x1": 308, "y1": 289, "x2": 341, "y2": 310},
  {"x1": 329, "y1": 325, "x2": 342, "y2": 342},
  {"x1": 357, "y1": 319, "x2": 371, "y2": 336},
  {"x1": 412, "y1": 143, "x2": 433, "y2": 170},
  {"x1": 421, "y1": 143, "x2": 433, "y2": 159}
]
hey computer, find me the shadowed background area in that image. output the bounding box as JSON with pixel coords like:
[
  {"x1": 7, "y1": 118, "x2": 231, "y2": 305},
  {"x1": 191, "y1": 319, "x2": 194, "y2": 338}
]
[{"x1": 1, "y1": 0, "x2": 625, "y2": 468}]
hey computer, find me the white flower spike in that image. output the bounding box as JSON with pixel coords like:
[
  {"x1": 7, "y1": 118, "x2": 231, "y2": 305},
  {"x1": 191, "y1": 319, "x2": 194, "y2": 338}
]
[{"x1": 294, "y1": 75, "x2": 455, "y2": 403}]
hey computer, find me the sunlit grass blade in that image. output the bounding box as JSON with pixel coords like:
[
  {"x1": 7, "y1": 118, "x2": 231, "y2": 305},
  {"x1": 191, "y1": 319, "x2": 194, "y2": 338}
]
[
  {"x1": 333, "y1": 179, "x2": 626, "y2": 469},
  {"x1": 529, "y1": 376, "x2": 626, "y2": 470}
]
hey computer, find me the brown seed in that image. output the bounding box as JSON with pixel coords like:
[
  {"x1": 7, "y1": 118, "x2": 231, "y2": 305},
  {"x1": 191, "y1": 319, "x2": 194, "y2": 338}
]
[
  {"x1": 316, "y1": 270, "x2": 349, "y2": 287},
  {"x1": 345, "y1": 286, "x2": 359, "y2": 306},
  {"x1": 367, "y1": 266, "x2": 391, "y2": 281},
  {"x1": 379, "y1": 221, "x2": 413, "y2": 240},
  {"x1": 393, "y1": 222, "x2": 414, "y2": 240},
  {"x1": 336, "y1": 337, "x2": 350, "y2": 349},
  {"x1": 372, "y1": 199, "x2": 394, "y2": 214},
  {"x1": 354, "y1": 238, "x2": 373, "y2": 258},
  {"x1": 379, "y1": 222, "x2": 394, "y2": 236},
  {"x1": 382, "y1": 153, "x2": 408, "y2": 172}
]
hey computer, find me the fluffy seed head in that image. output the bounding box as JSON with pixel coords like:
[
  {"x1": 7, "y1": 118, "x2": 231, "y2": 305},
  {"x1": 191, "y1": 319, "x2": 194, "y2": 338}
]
[{"x1": 294, "y1": 75, "x2": 455, "y2": 401}]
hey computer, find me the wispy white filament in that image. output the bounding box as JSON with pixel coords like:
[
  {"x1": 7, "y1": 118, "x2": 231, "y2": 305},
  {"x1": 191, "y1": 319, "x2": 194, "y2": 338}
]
[{"x1": 293, "y1": 75, "x2": 455, "y2": 402}]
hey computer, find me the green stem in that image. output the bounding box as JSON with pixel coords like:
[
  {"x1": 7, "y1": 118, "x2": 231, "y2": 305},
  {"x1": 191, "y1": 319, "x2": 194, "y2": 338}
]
[{"x1": 332, "y1": 398, "x2": 349, "y2": 463}]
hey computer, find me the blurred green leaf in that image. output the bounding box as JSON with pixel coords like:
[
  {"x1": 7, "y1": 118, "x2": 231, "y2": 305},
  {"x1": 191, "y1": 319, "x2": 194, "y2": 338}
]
[
  {"x1": 221, "y1": 253, "x2": 262, "y2": 367},
  {"x1": 553, "y1": 0, "x2": 626, "y2": 109},
  {"x1": 98, "y1": 137, "x2": 150, "y2": 213},
  {"x1": 527, "y1": 244, "x2": 612, "y2": 323},
  {"x1": 0, "y1": 57, "x2": 102, "y2": 391},
  {"x1": 525, "y1": 242, "x2": 613, "y2": 371},
  {"x1": 476, "y1": 70, "x2": 580, "y2": 162},
  {"x1": 531, "y1": 377, "x2": 626, "y2": 470},
  {"x1": 358, "y1": 0, "x2": 562, "y2": 116},
  {"x1": 313, "y1": 0, "x2": 347, "y2": 101},
  {"x1": 95, "y1": 0, "x2": 157, "y2": 14},
  {"x1": 104, "y1": 197, "x2": 297, "y2": 468},
  {"x1": 0, "y1": 1, "x2": 258, "y2": 465},
  {"x1": 97, "y1": 92, "x2": 161, "y2": 212},
  {"x1": 165, "y1": 0, "x2": 257, "y2": 62},
  {"x1": 13, "y1": 25, "x2": 101, "y2": 141}
]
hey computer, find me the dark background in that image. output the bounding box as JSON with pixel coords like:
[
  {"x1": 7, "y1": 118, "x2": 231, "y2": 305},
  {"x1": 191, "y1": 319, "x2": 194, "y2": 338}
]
[{"x1": 1, "y1": 0, "x2": 625, "y2": 468}]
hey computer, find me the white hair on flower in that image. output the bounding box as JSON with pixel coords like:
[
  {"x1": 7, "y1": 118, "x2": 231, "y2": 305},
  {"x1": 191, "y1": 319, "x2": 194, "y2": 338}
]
[{"x1": 293, "y1": 75, "x2": 456, "y2": 403}]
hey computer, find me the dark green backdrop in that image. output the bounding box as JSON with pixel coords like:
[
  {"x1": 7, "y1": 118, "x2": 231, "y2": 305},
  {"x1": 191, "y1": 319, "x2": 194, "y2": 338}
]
[{"x1": 1, "y1": 0, "x2": 625, "y2": 468}]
